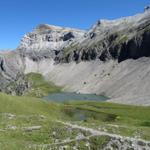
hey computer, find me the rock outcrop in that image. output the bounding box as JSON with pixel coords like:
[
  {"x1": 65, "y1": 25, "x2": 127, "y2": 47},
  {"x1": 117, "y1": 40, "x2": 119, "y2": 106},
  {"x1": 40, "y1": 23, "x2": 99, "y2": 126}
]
[
  {"x1": 0, "y1": 51, "x2": 29, "y2": 95},
  {"x1": 57, "y1": 9, "x2": 150, "y2": 63},
  {"x1": 18, "y1": 24, "x2": 85, "y2": 61}
]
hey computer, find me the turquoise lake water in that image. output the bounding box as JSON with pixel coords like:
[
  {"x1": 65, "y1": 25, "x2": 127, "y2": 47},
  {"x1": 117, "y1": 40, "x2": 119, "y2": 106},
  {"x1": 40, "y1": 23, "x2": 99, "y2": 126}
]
[{"x1": 43, "y1": 92, "x2": 109, "y2": 103}]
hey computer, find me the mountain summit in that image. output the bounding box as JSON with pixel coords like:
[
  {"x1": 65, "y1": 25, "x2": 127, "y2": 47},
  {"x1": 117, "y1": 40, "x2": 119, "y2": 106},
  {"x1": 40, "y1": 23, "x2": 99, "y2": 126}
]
[{"x1": 18, "y1": 24, "x2": 85, "y2": 52}]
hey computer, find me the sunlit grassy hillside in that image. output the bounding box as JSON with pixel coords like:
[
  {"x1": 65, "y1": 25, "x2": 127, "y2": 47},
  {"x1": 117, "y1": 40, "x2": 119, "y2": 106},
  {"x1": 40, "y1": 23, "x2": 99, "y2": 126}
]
[
  {"x1": 0, "y1": 93, "x2": 150, "y2": 149},
  {"x1": 25, "y1": 73, "x2": 62, "y2": 97}
]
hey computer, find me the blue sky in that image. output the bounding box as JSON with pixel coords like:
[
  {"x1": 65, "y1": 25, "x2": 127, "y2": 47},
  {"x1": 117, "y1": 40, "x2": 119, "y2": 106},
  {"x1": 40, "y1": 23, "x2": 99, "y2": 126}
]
[{"x1": 0, "y1": 0, "x2": 150, "y2": 49}]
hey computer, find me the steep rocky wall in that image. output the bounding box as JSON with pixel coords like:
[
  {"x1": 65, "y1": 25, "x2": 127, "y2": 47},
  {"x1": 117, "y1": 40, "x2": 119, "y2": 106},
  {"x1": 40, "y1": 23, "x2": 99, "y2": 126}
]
[
  {"x1": 56, "y1": 10, "x2": 150, "y2": 64},
  {"x1": 0, "y1": 51, "x2": 29, "y2": 95},
  {"x1": 18, "y1": 24, "x2": 85, "y2": 52}
]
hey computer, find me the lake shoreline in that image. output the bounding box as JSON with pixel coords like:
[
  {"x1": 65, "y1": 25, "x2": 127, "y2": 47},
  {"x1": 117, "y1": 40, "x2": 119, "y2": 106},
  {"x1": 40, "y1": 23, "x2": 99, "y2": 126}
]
[{"x1": 43, "y1": 92, "x2": 109, "y2": 103}]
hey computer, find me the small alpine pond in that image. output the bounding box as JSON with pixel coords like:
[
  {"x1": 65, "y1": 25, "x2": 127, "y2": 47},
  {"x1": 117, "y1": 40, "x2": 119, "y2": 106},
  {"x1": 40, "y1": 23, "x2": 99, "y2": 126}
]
[{"x1": 43, "y1": 92, "x2": 109, "y2": 103}]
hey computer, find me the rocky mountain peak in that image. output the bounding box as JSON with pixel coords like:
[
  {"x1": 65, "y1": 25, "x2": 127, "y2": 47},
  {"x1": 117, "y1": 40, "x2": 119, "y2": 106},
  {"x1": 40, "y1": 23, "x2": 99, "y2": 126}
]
[
  {"x1": 35, "y1": 24, "x2": 62, "y2": 31},
  {"x1": 144, "y1": 5, "x2": 150, "y2": 12},
  {"x1": 35, "y1": 24, "x2": 85, "y2": 32},
  {"x1": 90, "y1": 9, "x2": 150, "y2": 32},
  {"x1": 57, "y1": 8, "x2": 150, "y2": 63},
  {"x1": 18, "y1": 24, "x2": 85, "y2": 53}
]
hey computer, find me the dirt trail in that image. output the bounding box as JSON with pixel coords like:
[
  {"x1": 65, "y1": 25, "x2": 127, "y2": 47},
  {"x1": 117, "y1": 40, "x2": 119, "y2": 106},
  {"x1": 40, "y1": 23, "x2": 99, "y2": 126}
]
[
  {"x1": 30, "y1": 121, "x2": 150, "y2": 149},
  {"x1": 57, "y1": 121, "x2": 149, "y2": 144}
]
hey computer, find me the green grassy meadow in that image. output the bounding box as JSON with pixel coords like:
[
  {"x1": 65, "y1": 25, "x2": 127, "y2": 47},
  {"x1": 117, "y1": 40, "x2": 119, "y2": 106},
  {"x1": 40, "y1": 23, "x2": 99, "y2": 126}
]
[
  {"x1": 0, "y1": 73, "x2": 150, "y2": 149},
  {"x1": 25, "y1": 73, "x2": 62, "y2": 97},
  {"x1": 0, "y1": 92, "x2": 150, "y2": 149}
]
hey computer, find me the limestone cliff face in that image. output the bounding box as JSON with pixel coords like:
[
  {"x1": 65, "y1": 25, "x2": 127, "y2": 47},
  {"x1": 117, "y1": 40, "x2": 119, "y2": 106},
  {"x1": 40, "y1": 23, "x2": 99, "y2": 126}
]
[
  {"x1": 17, "y1": 8, "x2": 150, "y2": 64},
  {"x1": 18, "y1": 24, "x2": 85, "y2": 61},
  {"x1": 58, "y1": 9, "x2": 150, "y2": 63},
  {"x1": 19, "y1": 24, "x2": 85, "y2": 51}
]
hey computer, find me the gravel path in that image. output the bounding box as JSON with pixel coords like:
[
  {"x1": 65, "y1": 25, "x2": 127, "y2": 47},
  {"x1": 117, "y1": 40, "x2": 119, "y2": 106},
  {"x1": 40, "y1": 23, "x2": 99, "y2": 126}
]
[
  {"x1": 31, "y1": 121, "x2": 150, "y2": 150},
  {"x1": 57, "y1": 121, "x2": 149, "y2": 144}
]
